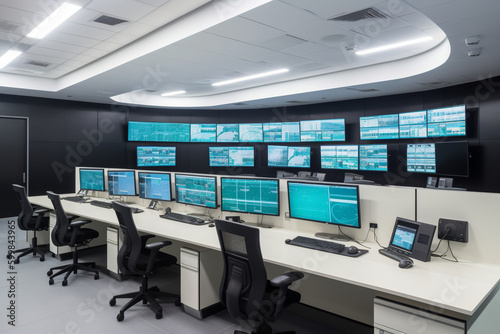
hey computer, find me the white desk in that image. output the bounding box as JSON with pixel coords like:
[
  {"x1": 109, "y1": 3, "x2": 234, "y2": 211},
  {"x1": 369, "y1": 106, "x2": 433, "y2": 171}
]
[{"x1": 30, "y1": 194, "x2": 500, "y2": 332}]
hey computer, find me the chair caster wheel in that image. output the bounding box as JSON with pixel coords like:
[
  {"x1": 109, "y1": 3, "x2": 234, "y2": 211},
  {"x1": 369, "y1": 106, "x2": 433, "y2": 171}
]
[
  {"x1": 62, "y1": 280, "x2": 68, "y2": 286},
  {"x1": 150, "y1": 286, "x2": 160, "y2": 292},
  {"x1": 49, "y1": 278, "x2": 54, "y2": 285},
  {"x1": 94, "y1": 273, "x2": 99, "y2": 280},
  {"x1": 109, "y1": 298, "x2": 116, "y2": 306},
  {"x1": 14, "y1": 259, "x2": 19, "y2": 264},
  {"x1": 117, "y1": 313, "x2": 124, "y2": 322},
  {"x1": 47, "y1": 270, "x2": 53, "y2": 276},
  {"x1": 155, "y1": 311, "x2": 163, "y2": 319},
  {"x1": 175, "y1": 299, "x2": 181, "y2": 307},
  {"x1": 40, "y1": 257, "x2": 45, "y2": 262}
]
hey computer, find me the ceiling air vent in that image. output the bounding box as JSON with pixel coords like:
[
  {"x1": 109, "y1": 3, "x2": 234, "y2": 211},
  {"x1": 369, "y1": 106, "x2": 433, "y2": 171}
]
[
  {"x1": 93, "y1": 15, "x2": 128, "y2": 26},
  {"x1": 329, "y1": 7, "x2": 390, "y2": 22},
  {"x1": 25, "y1": 60, "x2": 50, "y2": 68}
]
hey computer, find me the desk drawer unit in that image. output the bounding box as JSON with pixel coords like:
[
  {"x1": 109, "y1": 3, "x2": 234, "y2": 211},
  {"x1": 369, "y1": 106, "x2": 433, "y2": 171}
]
[
  {"x1": 374, "y1": 297, "x2": 465, "y2": 334},
  {"x1": 180, "y1": 247, "x2": 223, "y2": 319}
]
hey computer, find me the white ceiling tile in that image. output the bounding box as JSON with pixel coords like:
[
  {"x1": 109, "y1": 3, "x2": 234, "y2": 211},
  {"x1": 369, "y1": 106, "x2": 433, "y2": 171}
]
[
  {"x1": 259, "y1": 35, "x2": 307, "y2": 51},
  {"x1": 119, "y1": 22, "x2": 156, "y2": 37},
  {"x1": 207, "y1": 17, "x2": 283, "y2": 45},
  {"x1": 282, "y1": 42, "x2": 331, "y2": 57},
  {"x1": 93, "y1": 41, "x2": 123, "y2": 52},
  {"x1": 36, "y1": 40, "x2": 88, "y2": 55},
  {"x1": 25, "y1": 46, "x2": 77, "y2": 60},
  {"x1": 71, "y1": 54, "x2": 98, "y2": 63},
  {"x1": 44, "y1": 31, "x2": 100, "y2": 48},
  {"x1": 59, "y1": 21, "x2": 117, "y2": 41}
]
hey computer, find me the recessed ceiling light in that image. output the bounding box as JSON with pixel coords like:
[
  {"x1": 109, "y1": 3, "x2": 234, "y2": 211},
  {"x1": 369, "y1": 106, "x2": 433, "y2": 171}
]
[
  {"x1": 161, "y1": 90, "x2": 186, "y2": 97},
  {"x1": 0, "y1": 50, "x2": 22, "y2": 69},
  {"x1": 355, "y1": 36, "x2": 433, "y2": 56},
  {"x1": 27, "y1": 3, "x2": 82, "y2": 39},
  {"x1": 212, "y1": 68, "x2": 289, "y2": 87}
]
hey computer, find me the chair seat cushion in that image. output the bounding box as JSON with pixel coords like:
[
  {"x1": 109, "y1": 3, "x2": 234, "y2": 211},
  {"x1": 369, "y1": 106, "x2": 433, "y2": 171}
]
[
  {"x1": 64, "y1": 228, "x2": 99, "y2": 244},
  {"x1": 135, "y1": 249, "x2": 177, "y2": 273}
]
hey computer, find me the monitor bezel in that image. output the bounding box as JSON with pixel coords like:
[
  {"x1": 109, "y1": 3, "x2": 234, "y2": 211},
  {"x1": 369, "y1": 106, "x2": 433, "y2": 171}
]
[
  {"x1": 287, "y1": 180, "x2": 361, "y2": 229},
  {"x1": 174, "y1": 173, "x2": 218, "y2": 209},
  {"x1": 137, "y1": 171, "x2": 172, "y2": 201},
  {"x1": 79, "y1": 168, "x2": 105, "y2": 191},
  {"x1": 107, "y1": 170, "x2": 137, "y2": 196},
  {"x1": 220, "y1": 177, "x2": 280, "y2": 216}
]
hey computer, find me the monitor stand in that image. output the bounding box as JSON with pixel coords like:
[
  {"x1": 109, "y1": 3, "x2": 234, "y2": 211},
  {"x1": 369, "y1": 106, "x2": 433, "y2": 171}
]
[
  {"x1": 315, "y1": 232, "x2": 350, "y2": 242},
  {"x1": 147, "y1": 200, "x2": 159, "y2": 210}
]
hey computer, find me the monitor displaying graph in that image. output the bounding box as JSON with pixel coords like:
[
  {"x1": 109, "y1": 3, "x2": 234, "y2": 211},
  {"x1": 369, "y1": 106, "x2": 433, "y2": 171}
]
[
  {"x1": 79, "y1": 168, "x2": 105, "y2": 191},
  {"x1": 263, "y1": 122, "x2": 301, "y2": 142},
  {"x1": 138, "y1": 172, "x2": 172, "y2": 201},
  {"x1": 268, "y1": 145, "x2": 310, "y2": 168},
  {"x1": 221, "y1": 178, "x2": 280, "y2": 216},
  {"x1": 137, "y1": 146, "x2": 176, "y2": 167},
  {"x1": 427, "y1": 105, "x2": 466, "y2": 137},
  {"x1": 407, "y1": 144, "x2": 436, "y2": 173},
  {"x1": 360, "y1": 114, "x2": 399, "y2": 140},
  {"x1": 128, "y1": 121, "x2": 190, "y2": 142},
  {"x1": 175, "y1": 174, "x2": 217, "y2": 209},
  {"x1": 217, "y1": 124, "x2": 239, "y2": 142},
  {"x1": 190, "y1": 124, "x2": 216, "y2": 142},
  {"x1": 209, "y1": 146, "x2": 254, "y2": 167},
  {"x1": 359, "y1": 145, "x2": 388, "y2": 171},
  {"x1": 300, "y1": 119, "x2": 345, "y2": 142},
  {"x1": 320, "y1": 145, "x2": 358, "y2": 170},
  {"x1": 399, "y1": 111, "x2": 427, "y2": 138},
  {"x1": 239, "y1": 123, "x2": 263, "y2": 142}
]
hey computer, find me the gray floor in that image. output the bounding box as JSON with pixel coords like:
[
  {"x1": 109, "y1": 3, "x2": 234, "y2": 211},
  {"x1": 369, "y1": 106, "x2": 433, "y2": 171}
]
[{"x1": 0, "y1": 219, "x2": 372, "y2": 334}]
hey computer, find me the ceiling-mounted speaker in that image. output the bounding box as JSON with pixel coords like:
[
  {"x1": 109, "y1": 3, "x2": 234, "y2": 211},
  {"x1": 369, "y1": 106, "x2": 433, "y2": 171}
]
[
  {"x1": 468, "y1": 48, "x2": 481, "y2": 57},
  {"x1": 465, "y1": 36, "x2": 480, "y2": 46}
]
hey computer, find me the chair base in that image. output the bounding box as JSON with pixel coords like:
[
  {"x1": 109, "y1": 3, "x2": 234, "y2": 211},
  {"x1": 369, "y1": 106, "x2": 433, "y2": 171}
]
[
  {"x1": 7, "y1": 235, "x2": 49, "y2": 264},
  {"x1": 109, "y1": 276, "x2": 180, "y2": 321},
  {"x1": 47, "y1": 246, "x2": 99, "y2": 286}
]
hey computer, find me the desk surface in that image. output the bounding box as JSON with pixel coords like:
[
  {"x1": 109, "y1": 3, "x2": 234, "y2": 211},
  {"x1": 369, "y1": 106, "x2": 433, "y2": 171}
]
[{"x1": 30, "y1": 194, "x2": 500, "y2": 318}]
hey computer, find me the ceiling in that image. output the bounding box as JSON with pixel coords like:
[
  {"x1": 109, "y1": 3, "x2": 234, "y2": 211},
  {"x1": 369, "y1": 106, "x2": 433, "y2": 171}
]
[{"x1": 0, "y1": 0, "x2": 498, "y2": 110}]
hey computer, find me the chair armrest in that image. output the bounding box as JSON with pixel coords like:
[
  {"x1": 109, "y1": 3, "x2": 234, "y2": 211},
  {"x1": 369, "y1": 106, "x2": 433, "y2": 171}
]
[
  {"x1": 140, "y1": 234, "x2": 155, "y2": 247},
  {"x1": 34, "y1": 208, "x2": 50, "y2": 215},
  {"x1": 68, "y1": 219, "x2": 92, "y2": 246},
  {"x1": 145, "y1": 241, "x2": 172, "y2": 251},
  {"x1": 145, "y1": 241, "x2": 172, "y2": 273},
  {"x1": 269, "y1": 271, "x2": 304, "y2": 287},
  {"x1": 70, "y1": 219, "x2": 92, "y2": 228},
  {"x1": 34, "y1": 209, "x2": 51, "y2": 230}
]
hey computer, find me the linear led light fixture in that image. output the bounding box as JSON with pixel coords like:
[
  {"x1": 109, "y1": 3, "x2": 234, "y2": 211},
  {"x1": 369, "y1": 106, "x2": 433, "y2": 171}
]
[
  {"x1": 27, "y1": 3, "x2": 82, "y2": 39},
  {"x1": 355, "y1": 36, "x2": 433, "y2": 56},
  {"x1": 161, "y1": 90, "x2": 186, "y2": 97},
  {"x1": 0, "y1": 50, "x2": 22, "y2": 69},
  {"x1": 212, "y1": 68, "x2": 289, "y2": 87}
]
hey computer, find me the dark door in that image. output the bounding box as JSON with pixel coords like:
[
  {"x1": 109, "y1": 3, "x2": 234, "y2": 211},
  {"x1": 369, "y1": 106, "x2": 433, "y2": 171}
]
[{"x1": 0, "y1": 116, "x2": 28, "y2": 218}]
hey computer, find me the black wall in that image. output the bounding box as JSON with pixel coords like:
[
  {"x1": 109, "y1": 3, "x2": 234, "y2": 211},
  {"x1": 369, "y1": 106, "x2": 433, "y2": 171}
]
[{"x1": 2, "y1": 76, "x2": 499, "y2": 195}]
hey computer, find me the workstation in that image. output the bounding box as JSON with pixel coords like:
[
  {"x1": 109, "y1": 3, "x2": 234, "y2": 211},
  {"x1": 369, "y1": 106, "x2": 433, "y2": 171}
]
[{"x1": 2, "y1": 0, "x2": 500, "y2": 333}]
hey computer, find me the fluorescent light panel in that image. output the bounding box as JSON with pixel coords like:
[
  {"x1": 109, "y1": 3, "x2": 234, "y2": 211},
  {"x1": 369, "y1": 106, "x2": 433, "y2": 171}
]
[
  {"x1": 161, "y1": 90, "x2": 186, "y2": 97},
  {"x1": 27, "y1": 3, "x2": 82, "y2": 39},
  {"x1": 0, "y1": 50, "x2": 22, "y2": 69},
  {"x1": 212, "y1": 68, "x2": 289, "y2": 87},
  {"x1": 355, "y1": 36, "x2": 433, "y2": 56}
]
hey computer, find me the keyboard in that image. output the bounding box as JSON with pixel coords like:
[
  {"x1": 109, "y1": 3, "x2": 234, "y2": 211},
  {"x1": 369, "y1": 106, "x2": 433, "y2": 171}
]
[
  {"x1": 63, "y1": 196, "x2": 87, "y2": 203},
  {"x1": 89, "y1": 200, "x2": 113, "y2": 209},
  {"x1": 160, "y1": 211, "x2": 206, "y2": 225},
  {"x1": 379, "y1": 248, "x2": 411, "y2": 262},
  {"x1": 286, "y1": 236, "x2": 345, "y2": 254}
]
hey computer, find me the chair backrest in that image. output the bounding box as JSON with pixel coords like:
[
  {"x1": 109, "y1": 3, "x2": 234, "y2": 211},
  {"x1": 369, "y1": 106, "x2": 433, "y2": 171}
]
[
  {"x1": 12, "y1": 184, "x2": 34, "y2": 230},
  {"x1": 47, "y1": 191, "x2": 71, "y2": 247},
  {"x1": 215, "y1": 219, "x2": 268, "y2": 320},
  {"x1": 112, "y1": 202, "x2": 144, "y2": 276}
]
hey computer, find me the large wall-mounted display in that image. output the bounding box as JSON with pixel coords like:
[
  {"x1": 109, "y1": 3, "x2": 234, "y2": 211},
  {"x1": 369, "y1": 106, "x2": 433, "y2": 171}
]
[
  {"x1": 209, "y1": 146, "x2": 254, "y2": 167},
  {"x1": 268, "y1": 145, "x2": 311, "y2": 168},
  {"x1": 137, "y1": 146, "x2": 176, "y2": 167}
]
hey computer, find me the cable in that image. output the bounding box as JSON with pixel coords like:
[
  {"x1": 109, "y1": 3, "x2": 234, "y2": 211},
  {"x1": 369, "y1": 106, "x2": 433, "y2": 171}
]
[{"x1": 338, "y1": 226, "x2": 371, "y2": 249}]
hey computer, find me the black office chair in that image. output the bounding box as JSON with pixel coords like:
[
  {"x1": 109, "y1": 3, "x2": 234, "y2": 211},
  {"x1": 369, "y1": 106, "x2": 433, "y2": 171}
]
[
  {"x1": 7, "y1": 184, "x2": 50, "y2": 263},
  {"x1": 109, "y1": 202, "x2": 180, "y2": 321},
  {"x1": 215, "y1": 219, "x2": 304, "y2": 334},
  {"x1": 46, "y1": 191, "x2": 99, "y2": 286}
]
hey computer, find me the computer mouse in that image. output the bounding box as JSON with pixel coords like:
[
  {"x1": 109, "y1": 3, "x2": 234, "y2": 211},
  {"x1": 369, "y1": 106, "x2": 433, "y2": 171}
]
[
  {"x1": 347, "y1": 246, "x2": 359, "y2": 254},
  {"x1": 208, "y1": 223, "x2": 215, "y2": 227},
  {"x1": 134, "y1": 209, "x2": 144, "y2": 214},
  {"x1": 285, "y1": 239, "x2": 291, "y2": 244},
  {"x1": 399, "y1": 258, "x2": 414, "y2": 269}
]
